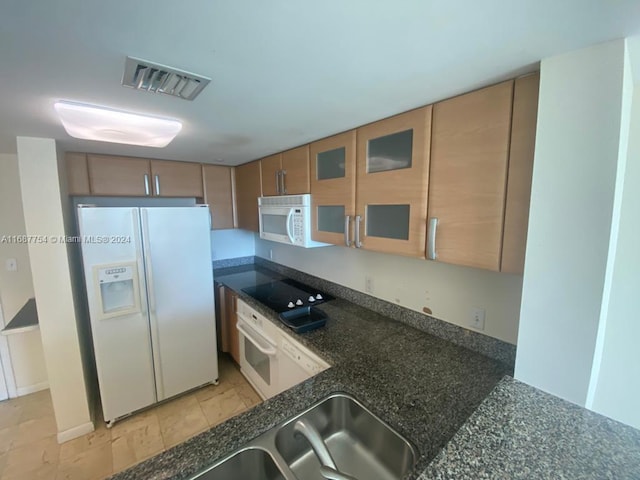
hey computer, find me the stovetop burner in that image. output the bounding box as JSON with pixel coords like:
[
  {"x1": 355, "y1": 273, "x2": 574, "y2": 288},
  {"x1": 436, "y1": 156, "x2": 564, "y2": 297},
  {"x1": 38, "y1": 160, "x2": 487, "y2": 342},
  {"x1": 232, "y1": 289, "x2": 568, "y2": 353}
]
[{"x1": 241, "y1": 278, "x2": 333, "y2": 313}]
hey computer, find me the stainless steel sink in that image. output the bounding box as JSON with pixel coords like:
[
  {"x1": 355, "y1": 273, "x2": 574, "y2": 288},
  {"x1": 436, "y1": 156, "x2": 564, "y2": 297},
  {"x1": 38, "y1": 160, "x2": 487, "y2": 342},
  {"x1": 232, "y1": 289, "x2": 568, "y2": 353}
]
[
  {"x1": 194, "y1": 447, "x2": 286, "y2": 480},
  {"x1": 190, "y1": 393, "x2": 416, "y2": 480},
  {"x1": 275, "y1": 394, "x2": 416, "y2": 480}
]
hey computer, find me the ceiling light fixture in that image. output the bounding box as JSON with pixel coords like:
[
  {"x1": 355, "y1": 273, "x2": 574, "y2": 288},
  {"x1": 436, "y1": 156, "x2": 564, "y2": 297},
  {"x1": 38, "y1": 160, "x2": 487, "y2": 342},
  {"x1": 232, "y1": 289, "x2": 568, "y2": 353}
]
[{"x1": 54, "y1": 101, "x2": 182, "y2": 147}]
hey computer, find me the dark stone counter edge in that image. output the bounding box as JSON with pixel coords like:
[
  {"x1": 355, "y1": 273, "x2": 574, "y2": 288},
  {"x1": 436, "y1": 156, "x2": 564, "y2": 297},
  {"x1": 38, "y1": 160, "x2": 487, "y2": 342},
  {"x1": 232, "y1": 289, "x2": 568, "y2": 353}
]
[{"x1": 215, "y1": 257, "x2": 516, "y2": 367}]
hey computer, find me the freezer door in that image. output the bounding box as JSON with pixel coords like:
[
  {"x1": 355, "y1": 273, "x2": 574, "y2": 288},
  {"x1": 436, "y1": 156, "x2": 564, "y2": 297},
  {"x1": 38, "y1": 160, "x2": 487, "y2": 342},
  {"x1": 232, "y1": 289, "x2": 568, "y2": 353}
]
[
  {"x1": 141, "y1": 207, "x2": 218, "y2": 400},
  {"x1": 77, "y1": 207, "x2": 156, "y2": 422}
]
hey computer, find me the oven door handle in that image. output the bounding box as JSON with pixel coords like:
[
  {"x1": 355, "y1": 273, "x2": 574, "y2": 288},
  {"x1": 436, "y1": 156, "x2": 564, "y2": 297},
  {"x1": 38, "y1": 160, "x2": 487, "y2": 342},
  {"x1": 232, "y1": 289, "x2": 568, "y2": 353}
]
[
  {"x1": 286, "y1": 209, "x2": 295, "y2": 244},
  {"x1": 237, "y1": 322, "x2": 278, "y2": 356}
]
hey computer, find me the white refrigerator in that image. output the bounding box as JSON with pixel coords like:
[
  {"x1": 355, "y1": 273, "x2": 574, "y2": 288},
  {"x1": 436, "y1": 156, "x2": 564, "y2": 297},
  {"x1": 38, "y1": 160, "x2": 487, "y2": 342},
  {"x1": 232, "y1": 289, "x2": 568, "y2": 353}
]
[{"x1": 77, "y1": 206, "x2": 218, "y2": 426}]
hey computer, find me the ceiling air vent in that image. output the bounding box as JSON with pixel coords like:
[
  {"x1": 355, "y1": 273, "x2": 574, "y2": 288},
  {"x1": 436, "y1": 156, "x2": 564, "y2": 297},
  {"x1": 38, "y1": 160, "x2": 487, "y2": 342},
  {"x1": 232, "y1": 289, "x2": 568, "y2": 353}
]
[{"x1": 121, "y1": 56, "x2": 210, "y2": 101}]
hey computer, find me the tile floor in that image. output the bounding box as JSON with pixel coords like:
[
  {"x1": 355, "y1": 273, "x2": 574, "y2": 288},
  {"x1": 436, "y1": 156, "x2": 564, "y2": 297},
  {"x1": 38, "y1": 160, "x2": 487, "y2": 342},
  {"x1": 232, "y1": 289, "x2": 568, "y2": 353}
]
[{"x1": 0, "y1": 354, "x2": 261, "y2": 480}]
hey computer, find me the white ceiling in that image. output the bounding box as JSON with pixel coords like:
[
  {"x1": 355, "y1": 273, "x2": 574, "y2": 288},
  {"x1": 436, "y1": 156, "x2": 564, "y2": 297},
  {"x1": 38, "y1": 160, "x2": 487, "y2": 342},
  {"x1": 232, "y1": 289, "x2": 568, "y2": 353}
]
[{"x1": 1, "y1": 1, "x2": 639, "y2": 165}]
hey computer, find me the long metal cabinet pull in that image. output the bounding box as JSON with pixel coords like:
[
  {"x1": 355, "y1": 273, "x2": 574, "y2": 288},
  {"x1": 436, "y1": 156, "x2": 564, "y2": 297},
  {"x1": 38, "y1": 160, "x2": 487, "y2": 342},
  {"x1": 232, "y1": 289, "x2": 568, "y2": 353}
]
[
  {"x1": 154, "y1": 175, "x2": 160, "y2": 196},
  {"x1": 354, "y1": 215, "x2": 362, "y2": 248},
  {"x1": 427, "y1": 217, "x2": 438, "y2": 260},
  {"x1": 274, "y1": 171, "x2": 280, "y2": 194},
  {"x1": 281, "y1": 170, "x2": 287, "y2": 194},
  {"x1": 144, "y1": 174, "x2": 150, "y2": 196},
  {"x1": 344, "y1": 215, "x2": 351, "y2": 247}
]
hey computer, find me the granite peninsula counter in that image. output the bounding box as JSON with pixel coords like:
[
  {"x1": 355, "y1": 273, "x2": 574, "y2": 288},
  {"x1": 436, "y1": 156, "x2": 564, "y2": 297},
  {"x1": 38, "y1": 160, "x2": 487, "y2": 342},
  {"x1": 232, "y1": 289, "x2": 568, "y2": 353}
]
[{"x1": 110, "y1": 263, "x2": 640, "y2": 480}]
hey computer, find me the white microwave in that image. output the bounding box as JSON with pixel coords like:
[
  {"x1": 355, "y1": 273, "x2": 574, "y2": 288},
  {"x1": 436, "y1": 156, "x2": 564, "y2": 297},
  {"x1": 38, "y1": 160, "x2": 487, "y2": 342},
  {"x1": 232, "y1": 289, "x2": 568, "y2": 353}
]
[{"x1": 258, "y1": 195, "x2": 329, "y2": 248}]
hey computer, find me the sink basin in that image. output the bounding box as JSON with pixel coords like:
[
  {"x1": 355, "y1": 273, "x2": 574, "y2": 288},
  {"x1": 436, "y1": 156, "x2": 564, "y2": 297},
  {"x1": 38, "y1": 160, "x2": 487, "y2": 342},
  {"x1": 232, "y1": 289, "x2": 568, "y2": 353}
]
[
  {"x1": 275, "y1": 393, "x2": 416, "y2": 480},
  {"x1": 193, "y1": 447, "x2": 285, "y2": 480}
]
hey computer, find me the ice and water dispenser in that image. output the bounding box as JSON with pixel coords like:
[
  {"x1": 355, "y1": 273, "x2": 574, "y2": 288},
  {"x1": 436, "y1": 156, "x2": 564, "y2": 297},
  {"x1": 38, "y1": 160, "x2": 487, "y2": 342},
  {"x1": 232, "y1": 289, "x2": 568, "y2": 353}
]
[{"x1": 94, "y1": 262, "x2": 141, "y2": 319}]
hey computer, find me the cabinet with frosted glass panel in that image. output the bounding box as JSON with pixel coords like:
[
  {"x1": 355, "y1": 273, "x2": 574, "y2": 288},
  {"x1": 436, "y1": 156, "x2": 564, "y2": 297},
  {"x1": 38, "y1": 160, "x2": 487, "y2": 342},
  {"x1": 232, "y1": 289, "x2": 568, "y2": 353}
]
[{"x1": 311, "y1": 108, "x2": 432, "y2": 258}]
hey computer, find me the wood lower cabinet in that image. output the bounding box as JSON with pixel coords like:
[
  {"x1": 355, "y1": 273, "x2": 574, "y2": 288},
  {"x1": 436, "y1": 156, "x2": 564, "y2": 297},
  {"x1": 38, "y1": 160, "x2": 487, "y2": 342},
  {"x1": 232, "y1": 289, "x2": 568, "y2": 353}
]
[
  {"x1": 87, "y1": 154, "x2": 151, "y2": 196},
  {"x1": 355, "y1": 107, "x2": 432, "y2": 258},
  {"x1": 428, "y1": 80, "x2": 514, "y2": 271},
  {"x1": 203, "y1": 165, "x2": 235, "y2": 230},
  {"x1": 501, "y1": 73, "x2": 539, "y2": 274},
  {"x1": 216, "y1": 285, "x2": 240, "y2": 364},
  {"x1": 310, "y1": 130, "x2": 357, "y2": 245},
  {"x1": 150, "y1": 160, "x2": 203, "y2": 197},
  {"x1": 65, "y1": 152, "x2": 90, "y2": 195},
  {"x1": 235, "y1": 160, "x2": 262, "y2": 232}
]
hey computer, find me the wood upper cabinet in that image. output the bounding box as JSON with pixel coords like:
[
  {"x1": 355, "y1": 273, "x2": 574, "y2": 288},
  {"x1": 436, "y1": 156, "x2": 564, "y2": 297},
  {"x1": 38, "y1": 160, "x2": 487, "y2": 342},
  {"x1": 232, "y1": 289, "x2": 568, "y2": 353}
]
[
  {"x1": 203, "y1": 165, "x2": 235, "y2": 230},
  {"x1": 65, "y1": 152, "x2": 90, "y2": 195},
  {"x1": 355, "y1": 107, "x2": 432, "y2": 257},
  {"x1": 428, "y1": 80, "x2": 514, "y2": 271},
  {"x1": 260, "y1": 146, "x2": 310, "y2": 196},
  {"x1": 85, "y1": 154, "x2": 204, "y2": 198},
  {"x1": 260, "y1": 154, "x2": 282, "y2": 196},
  {"x1": 87, "y1": 154, "x2": 151, "y2": 196},
  {"x1": 310, "y1": 130, "x2": 357, "y2": 245},
  {"x1": 235, "y1": 160, "x2": 262, "y2": 232},
  {"x1": 281, "y1": 145, "x2": 310, "y2": 195},
  {"x1": 501, "y1": 73, "x2": 539, "y2": 274},
  {"x1": 150, "y1": 160, "x2": 203, "y2": 197}
]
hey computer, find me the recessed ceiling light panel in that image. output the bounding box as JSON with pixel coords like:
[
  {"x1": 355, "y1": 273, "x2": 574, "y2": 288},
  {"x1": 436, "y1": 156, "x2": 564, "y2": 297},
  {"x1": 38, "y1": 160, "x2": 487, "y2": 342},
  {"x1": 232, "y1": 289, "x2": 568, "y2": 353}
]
[
  {"x1": 122, "y1": 56, "x2": 211, "y2": 101},
  {"x1": 54, "y1": 101, "x2": 182, "y2": 148}
]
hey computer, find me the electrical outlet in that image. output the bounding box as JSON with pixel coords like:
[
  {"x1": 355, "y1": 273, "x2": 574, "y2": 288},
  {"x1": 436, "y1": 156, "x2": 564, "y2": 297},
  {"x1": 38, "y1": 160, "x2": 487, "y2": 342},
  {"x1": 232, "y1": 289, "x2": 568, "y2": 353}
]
[
  {"x1": 470, "y1": 307, "x2": 485, "y2": 330},
  {"x1": 365, "y1": 275, "x2": 374, "y2": 294},
  {"x1": 5, "y1": 258, "x2": 17, "y2": 272},
  {"x1": 269, "y1": 249, "x2": 273, "y2": 260}
]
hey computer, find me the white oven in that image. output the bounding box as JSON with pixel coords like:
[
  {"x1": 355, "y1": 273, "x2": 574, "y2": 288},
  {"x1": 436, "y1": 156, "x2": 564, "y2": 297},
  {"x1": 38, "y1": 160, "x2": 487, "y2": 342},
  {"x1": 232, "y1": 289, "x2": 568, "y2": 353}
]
[
  {"x1": 258, "y1": 194, "x2": 329, "y2": 248},
  {"x1": 236, "y1": 301, "x2": 280, "y2": 399}
]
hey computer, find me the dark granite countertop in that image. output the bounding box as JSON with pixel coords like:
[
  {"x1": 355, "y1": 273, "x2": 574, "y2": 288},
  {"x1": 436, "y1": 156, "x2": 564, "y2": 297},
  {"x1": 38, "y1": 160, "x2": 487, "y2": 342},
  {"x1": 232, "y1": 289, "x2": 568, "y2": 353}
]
[
  {"x1": 110, "y1": 263, "x2": 640, "y2": 480},
  {"x1": 421, "y1": 377, "x2": 640, "y2": 479}
]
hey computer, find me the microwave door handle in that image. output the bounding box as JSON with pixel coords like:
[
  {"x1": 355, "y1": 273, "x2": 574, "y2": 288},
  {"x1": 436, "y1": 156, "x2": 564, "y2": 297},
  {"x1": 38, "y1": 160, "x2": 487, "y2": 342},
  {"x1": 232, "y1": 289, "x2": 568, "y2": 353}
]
[{"x1": 286, "y1": 209, "x2": 295, "y2": 243}]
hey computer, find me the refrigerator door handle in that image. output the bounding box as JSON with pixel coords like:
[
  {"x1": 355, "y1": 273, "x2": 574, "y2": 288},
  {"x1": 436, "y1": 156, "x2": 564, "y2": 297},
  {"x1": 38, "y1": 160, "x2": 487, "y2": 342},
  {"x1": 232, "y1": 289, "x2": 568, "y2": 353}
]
[
  {"x1": 141, "y1": 211, "x2": 157, "y2": 315},
  {"x1": 131, "y1": 209, "x2": 147, "y2": 315},
  {"x1": 141, "y1": 209, "x2": 164, "y2": 399}
]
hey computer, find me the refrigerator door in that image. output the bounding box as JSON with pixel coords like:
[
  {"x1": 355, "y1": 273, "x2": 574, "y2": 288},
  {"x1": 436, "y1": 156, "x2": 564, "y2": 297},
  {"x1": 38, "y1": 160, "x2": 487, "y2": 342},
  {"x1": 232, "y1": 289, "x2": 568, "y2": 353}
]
[
  {"x1": 77, "y1": 207, "x2": 156, "y2": 423},
  {"x1": 141, "y1": 207, "x2": 218, "y2": 400}
]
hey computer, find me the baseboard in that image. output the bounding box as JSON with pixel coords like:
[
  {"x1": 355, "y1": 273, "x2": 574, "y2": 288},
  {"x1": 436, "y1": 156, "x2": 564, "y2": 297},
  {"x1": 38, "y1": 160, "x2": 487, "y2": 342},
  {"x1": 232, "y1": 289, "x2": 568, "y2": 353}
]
[
  {"x1": 57, "y1": 421, "x2": 94, "y2": 444},
  {"x1": 16, "y1": 381, "x2": 49, "y2": 397}
]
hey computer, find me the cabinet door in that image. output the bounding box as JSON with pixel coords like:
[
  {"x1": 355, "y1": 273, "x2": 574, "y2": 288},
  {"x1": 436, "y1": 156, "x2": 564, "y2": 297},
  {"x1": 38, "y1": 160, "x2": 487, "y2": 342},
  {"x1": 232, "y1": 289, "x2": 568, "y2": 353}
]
[
  {"x1": 65, "y1": 152, "x2": 90, "y2": 195},
  {"x1": 310, "y1": 131, "x2": 357, "y2": 245},
  {"x1": 260, "y1": 154, "x2": 282, "y2": 196},
  {"x1": 203, "y1": 165, "x2": 235, "y2": 230},
  {"x1": 502, "y1": 74, "x2": 539, "y2": 274},
  {"x1": 356, "y1": 107, "x2": 432, "y2": 257},
  {"x1": 150, "y1": 160, "x2": 204, "y2": 197},
  {"x1": 281, "y1": 145, "x2": 310, "y2": 195},
  {"x1": 235, "y1": 160, "x2": 263, "y2": 232},
  {"x1": 225, "y1": 288, "x2": 240, "y2": 365},
  {"x1": 428, "y1": 81, "x2": 514, "y2": 271},
  {"x1": 87, "y1": 154, "x2": 151, "y2": 196}
]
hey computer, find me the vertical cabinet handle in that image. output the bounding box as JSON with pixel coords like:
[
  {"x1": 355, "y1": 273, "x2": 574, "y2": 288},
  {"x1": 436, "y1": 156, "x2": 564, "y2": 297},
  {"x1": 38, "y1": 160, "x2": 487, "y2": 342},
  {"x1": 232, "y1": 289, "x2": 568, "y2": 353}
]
[
  {"x1": 354, "y1": 215, "x2": 363, "y2": 248},
  {"x1": 281, "y1": 170, "x2": 287, "y2": 194},
  {"x1": 154, "y1": 175, "x2": 160, "y2": 196},
  {"x1": 344, "y1": 215, "x2": 352, "y2": 247},
  {"x1": 275, "y1": 171, "x2": 280, "y2": 194},
  {"x1": 144, "y1": 174, "x2": 150, "y2": 196},
  {"x1": 427, "y1": 217, "x2": 438, "y2": 260}
]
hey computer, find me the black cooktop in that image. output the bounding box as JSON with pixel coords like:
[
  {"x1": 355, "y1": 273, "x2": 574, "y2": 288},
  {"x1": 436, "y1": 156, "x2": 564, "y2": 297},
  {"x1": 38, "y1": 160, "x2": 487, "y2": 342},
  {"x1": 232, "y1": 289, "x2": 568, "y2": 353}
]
[{"x1": 241, "y1": 278, "x2": 333, "y2": 313}]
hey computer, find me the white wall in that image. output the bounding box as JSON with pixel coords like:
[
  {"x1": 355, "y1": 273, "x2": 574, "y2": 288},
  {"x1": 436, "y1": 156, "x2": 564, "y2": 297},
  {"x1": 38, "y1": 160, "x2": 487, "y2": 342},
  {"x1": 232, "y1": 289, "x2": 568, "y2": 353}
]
[
  {"x1": 589, "y1": 42, "x2": 640, "y2": 429},
  {"x1": 211, "y1": 229, "x2": 256, "y2": 260},
  {"x1": 256, "y1": 239, "x2": 523, "y2": 344},
  {"x1": 0, "y1": 153, "x2": 48, "y2": 394},
  {"x1": 16, "y1": 137, "x2": 92, "y2": 441},
  {"x1": 515, "y1": 40, "x2": 628, "y2": 406}
]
